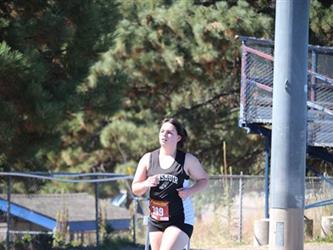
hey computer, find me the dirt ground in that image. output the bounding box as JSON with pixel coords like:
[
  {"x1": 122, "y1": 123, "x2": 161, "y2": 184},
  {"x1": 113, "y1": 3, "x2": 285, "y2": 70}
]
[
  {"x1": 119, "y1": 243, "x2": 333, "y2": 250},
  {"x1": 204, "y1": 243, "x2": 333, "y2": 250}
]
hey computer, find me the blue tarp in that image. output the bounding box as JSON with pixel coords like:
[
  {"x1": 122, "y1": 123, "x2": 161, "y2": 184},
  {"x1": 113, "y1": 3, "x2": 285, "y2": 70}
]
[
  {"x1": 0, "y1": 197, "x2": 56, "y2": 230},
  {"x1": 0, "y1": 197, "x2": 130, "y2": 232}
]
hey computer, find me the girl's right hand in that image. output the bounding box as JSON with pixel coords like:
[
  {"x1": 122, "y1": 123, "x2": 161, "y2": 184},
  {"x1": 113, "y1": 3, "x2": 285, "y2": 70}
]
[{"x1": 145, "y1": 175, "x2": 160, "y2": 187}]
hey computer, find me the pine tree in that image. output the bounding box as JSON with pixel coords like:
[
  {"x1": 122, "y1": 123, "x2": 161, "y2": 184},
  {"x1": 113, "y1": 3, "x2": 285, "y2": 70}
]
[
  {"x1": 86, "y1": 0, "x2": 273, "y2": 174},
  {"x1": 310, "y1": 0, "x2": 333, "y2": 46},
  {"x1": 1, "y1": 0, "x2": 332, "y2": 176},
  {"x1": 0, "y1": 0, "x2": 121, "y2": 171}
]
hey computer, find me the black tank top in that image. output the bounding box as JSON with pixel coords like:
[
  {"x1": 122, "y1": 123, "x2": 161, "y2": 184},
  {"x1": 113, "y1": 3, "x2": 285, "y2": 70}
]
[{"x1": 147, "y1": 149, "x2": 192, "y2": 221}]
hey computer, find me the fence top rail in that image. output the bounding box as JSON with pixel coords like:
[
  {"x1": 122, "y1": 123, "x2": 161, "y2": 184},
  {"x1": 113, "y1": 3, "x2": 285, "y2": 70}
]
[
  {"x1": 239, "y1": 35, "x2": 333, "y2": 54},
  {"x1": 0, "y1": 172, "x2": 133, "y2": 183},
  {"x1": 210, "y1": 175, "x2": 325, "y2": 180},
  {"x1": 0, "y1": 172, "x2": 327, "y2": 182},
  {"x1": 209, "y1": 174, "x2": 263, "y2": 179}
]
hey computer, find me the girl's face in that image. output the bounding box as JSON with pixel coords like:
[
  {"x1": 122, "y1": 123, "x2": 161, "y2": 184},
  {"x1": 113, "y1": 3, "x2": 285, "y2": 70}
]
[{"x1": 159, "y1": 122, "x2": 181, "y2": 148}]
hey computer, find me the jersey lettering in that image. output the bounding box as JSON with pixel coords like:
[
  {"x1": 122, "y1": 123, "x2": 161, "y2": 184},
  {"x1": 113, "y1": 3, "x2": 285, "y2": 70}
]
[{"x1": 159, "y1": 174, "x2": 178, "y2": 184}]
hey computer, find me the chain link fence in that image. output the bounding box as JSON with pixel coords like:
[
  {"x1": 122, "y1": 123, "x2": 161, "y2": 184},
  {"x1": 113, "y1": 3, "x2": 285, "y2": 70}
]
[
  {"x1": 0, "y1": 172, "x2": 135, "y2": 250},
  {"x1": 191, "y1": 175, "x2": 333, "y2": 248},
  {"x1": 0, "y1": 173, "x2": 333, "y2": 249}
]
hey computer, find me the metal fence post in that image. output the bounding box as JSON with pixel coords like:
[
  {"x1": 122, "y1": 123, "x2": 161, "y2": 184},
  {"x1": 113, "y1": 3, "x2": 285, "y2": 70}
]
[
  {"x1": 264, "y1": 137, "x2": 271, "y2": 219},
  {"x1": 238, "y1": 172, "x2": 243, "y2": 243},
  {"x1": 144, "y1": 198, "x2": 150, "y2": 250},
  {"x1": 6, "y1": 168, "x2": 11, "y2": 250},
  {"x1": 132, "y1": 199, "x2": 137, "y2": 244},
  {"x1": 95, "y1": 180, "x2": 99, "y2": 246}
]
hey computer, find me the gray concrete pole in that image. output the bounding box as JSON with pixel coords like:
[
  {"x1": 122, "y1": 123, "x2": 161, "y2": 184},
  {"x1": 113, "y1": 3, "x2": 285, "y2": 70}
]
[{"x1": 269, "y1": 1, "x2": 309, "y2": 250}]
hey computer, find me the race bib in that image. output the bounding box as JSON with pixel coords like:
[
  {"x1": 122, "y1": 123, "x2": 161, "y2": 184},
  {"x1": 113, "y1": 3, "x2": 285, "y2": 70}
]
[{"x1": 149, "y1": 199, "x2": 169, "y2": 221}]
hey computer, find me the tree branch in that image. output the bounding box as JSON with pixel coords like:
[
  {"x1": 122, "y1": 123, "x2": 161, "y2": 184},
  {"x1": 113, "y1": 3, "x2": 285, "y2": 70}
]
[{"x1": 172, "y1": 88, "x2": 240, "y2": 117}]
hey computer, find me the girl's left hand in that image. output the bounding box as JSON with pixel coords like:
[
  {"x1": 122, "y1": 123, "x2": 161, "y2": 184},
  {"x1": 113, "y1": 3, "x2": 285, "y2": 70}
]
[{"x1": 177, "y1": 188, "x2": 191, "y2": 200}]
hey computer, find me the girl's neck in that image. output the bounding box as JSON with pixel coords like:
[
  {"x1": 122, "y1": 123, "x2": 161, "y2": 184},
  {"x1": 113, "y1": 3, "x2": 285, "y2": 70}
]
[{"x1": 160, "y1": 147, "x2": 177, "y2": 157}]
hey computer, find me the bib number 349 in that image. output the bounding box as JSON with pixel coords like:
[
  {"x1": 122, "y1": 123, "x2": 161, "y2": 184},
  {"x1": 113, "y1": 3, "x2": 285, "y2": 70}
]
[{"x1": 149, "y1": 199, "x2": 169, "y2": 221}]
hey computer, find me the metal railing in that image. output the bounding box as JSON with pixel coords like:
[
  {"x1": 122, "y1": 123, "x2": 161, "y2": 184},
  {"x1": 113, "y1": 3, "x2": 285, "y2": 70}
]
[{"x1": 239, "y1": 36, "x2": 333, "y2": 147}]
